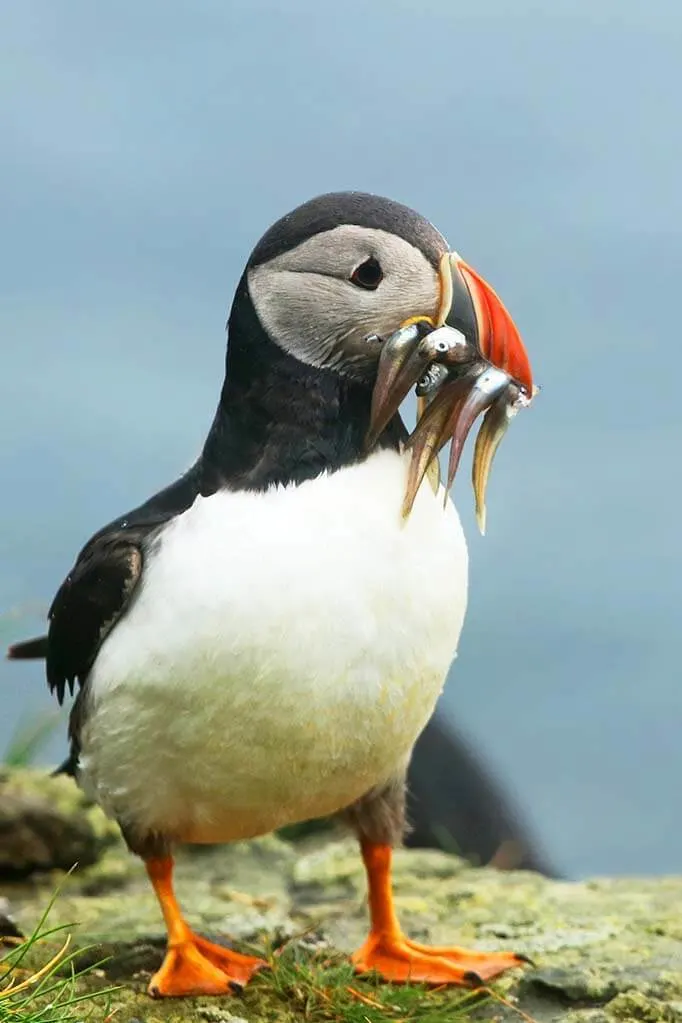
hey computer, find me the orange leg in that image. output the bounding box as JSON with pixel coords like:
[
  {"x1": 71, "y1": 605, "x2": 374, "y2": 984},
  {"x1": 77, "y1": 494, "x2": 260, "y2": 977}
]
[
  {"x1": 145, "y1": 857, "x2": 267, "y2": 998},
  {"x1": 351, "y1": 842, "x2": 528, "y2": 986}
]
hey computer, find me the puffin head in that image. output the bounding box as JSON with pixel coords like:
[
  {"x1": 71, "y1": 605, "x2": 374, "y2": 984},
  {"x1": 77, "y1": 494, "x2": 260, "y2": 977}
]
[{"x1": 240, "y1": 192, "x2": 535, "y2": 528}]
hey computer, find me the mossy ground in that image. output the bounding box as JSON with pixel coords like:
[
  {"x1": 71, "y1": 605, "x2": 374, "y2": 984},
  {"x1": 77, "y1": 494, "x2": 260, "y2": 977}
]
[
  {"x1": 3, "y1": 771, "x2": 682, "y2": 1022},
  {"x1": 3, "y1": 928, "x2": 487, "y2": 1023}
]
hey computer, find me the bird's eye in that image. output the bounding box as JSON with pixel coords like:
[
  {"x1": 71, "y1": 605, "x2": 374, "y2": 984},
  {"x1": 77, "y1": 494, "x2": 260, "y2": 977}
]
[{"x1": 350, "y1": 257, "x2": 383, "y2": 290}]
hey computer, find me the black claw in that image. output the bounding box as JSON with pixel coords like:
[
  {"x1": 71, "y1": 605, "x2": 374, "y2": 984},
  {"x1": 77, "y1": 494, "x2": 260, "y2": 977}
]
[
  {"x1": 463, "y1": 970, "x2": 485, "y2": 988},
  {"x1": 229, "y1": 980, "x2": 245, "y2": 994},
  {"x1": 514, "y1": 952, "x2": 536, "y2": 966}
]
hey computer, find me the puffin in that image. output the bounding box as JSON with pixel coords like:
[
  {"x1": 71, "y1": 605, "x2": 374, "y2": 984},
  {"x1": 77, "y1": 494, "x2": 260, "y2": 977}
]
[{"x1": 8, "y1": 191, "x2": 535, "y2": 998}]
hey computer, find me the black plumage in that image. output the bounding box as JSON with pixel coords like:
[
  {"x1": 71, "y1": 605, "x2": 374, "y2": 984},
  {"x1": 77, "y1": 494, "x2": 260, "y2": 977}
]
[{"x1": 248, "y1": 191, "x2": 446, "y2": 270}]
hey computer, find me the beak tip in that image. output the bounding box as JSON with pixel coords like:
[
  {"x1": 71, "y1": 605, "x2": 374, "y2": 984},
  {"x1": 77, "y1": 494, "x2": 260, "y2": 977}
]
[{"x1": 475, "y1": 499, "x2": 487, "y2": 535}]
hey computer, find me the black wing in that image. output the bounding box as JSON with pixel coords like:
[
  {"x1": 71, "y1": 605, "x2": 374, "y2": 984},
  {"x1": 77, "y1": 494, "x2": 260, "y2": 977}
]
[
  {"x1": 7, "y1": 461, "x2": 206, "y2": 679},
  {"x1": 7, "y1": 534, "x2": 143, "y2": 704},
  {"x1": 6, "y1": 458, "x2": 208, "y2": 778},
  {"x1": 45, "y1": 534, "x2": 143, "y2": 705},
  {"x1": 8, "y1": 532, "x2": 144, "y2": 776}
]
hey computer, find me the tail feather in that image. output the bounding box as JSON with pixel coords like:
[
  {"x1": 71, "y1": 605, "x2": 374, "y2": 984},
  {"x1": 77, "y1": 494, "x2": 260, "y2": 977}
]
[
  {"x1": 7, "y1": 636, "x2": 48, "y2": 660},
  {"x1": 52, "y1": 755, "x2": 78, "y2": 778}
]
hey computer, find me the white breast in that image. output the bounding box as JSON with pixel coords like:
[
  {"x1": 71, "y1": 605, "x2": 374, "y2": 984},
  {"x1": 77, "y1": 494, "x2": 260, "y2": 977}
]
[{"x1": 79, "y1": 449, "x2": 469, "y2": 843}]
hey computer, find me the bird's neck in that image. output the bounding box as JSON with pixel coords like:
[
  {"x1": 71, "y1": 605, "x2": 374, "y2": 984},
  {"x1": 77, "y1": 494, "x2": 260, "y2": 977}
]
[{"x1": 199, "y1": 276, "x2": 402, "y2": 492}]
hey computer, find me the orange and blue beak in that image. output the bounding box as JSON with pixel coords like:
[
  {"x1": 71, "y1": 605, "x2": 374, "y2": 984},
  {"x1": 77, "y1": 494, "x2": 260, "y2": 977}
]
[{"x1": 368, "y1": 253, "x2": 536, "y2": 532}]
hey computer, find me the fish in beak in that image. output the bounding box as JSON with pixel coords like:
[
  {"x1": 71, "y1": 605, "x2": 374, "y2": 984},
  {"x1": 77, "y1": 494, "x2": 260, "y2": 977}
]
[{"x1": 367, "y1": 253, "x2": 536, "y2": 532}]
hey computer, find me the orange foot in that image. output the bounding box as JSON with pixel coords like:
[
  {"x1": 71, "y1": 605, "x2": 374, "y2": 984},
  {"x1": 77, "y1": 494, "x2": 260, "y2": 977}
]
[
  {"x1": 352, "y1": 932, "x2": 527, "y2": 986},
  {"x1": 149, "y1": 933, "x2": 267, "y2": 998}
]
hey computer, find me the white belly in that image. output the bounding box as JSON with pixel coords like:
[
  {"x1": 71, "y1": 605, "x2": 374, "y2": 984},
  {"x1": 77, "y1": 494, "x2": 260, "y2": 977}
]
[{"x1": 79, "y1": 449, "x2": 468, "y2": 843}]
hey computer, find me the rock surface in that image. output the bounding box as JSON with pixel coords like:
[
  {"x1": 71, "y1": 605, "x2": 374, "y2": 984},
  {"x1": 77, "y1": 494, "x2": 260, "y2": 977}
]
[
  {"x1": 2, "y1": 769, "x2": 682, "y2": 1022},
  {"x1": 0, "y1": 766, "x2": 119, "y2": 876}
]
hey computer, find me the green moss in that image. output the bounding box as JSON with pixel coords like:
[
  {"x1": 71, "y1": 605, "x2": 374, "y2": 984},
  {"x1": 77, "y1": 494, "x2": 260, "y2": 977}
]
[
  {"x1": 606, "y1": 990, "x2": 682, "y2": 1022},
  {"x1": 40, "y1": 943, "x2": 486, "y2": 1023},
  {"x1": 0, "y1": 768, "x2": 113, "y2": 836},
  {"x1": 0, "y1": 768, "x2": 120, "y2": 877},
  {"x1": 3, "y1": 770, "x2": 682, "y2": 1022}
]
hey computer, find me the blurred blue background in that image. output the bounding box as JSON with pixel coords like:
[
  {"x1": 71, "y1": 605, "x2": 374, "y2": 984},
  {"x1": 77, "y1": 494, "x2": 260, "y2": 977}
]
[{"x1": 1, "y1": 0, "x2": 680, "y2": 879}]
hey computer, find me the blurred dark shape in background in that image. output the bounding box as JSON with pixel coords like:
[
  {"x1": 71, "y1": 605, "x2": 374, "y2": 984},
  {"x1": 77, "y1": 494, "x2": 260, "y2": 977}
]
[
  {"x1": 277, "y1": 711, "x2": 558, "y2": 876},
  {"x1": 407, "y1": 714, "x2": 558, "y2": 877}
]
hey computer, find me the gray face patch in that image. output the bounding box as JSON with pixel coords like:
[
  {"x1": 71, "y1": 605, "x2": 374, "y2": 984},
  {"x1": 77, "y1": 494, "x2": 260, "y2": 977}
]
[{"x1": 247, "y1": 225, "x2": 443, "y2": 376}]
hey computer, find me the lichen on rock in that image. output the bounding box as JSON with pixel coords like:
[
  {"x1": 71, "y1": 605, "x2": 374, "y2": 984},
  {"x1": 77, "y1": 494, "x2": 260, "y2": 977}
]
[
  {"x1": 0, "y1": 766, "x2": 120, "y2": 876},
  {"x1": 2, "y1": 768, "x2": 682, "y2": 1022}
]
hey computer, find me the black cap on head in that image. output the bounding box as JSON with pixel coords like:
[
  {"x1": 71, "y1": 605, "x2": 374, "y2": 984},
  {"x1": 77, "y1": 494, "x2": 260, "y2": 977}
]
[{"x1": 248, "y1": 191, "x2": 448, "y2": 269}]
